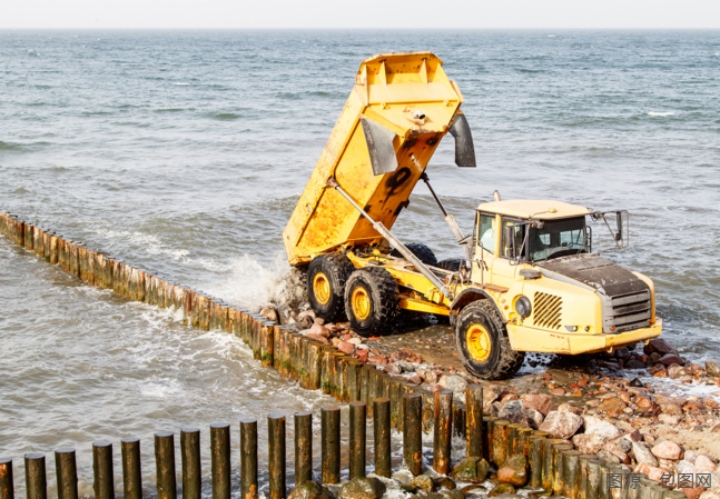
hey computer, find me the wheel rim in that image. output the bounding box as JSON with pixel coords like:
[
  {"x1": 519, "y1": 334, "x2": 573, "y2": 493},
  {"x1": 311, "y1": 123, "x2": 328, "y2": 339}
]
[
  {"x1": 351, "y1": 287, "x2": 371, "y2": 321},
  {"x1": 466, "y1": 323, "x2": 492, "y2": 362},
  {"x1": 313, "y1": 272, "x2": 331, "y2": 305}
]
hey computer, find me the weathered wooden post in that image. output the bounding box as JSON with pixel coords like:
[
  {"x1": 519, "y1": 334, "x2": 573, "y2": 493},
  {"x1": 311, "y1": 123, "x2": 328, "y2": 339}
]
[
  {"x1": 294, "y1": 412, "x2": 312, "y2": 486},
  {"x1": 433, "y1": 389, "x2": 453, "y2": 475},
  {"x1": 155, "y1": 431, "x2": 177, "y2": 499},
  {"x1": 552, "y1": 442, "x2": 574, "y2": 496},
  {"x1": 261, "y1": 322, "x2": 275, "y2": 367},
  {"x1": 92, "y1": 441, "x2": 114, "y2": 499},
  {"x1": 180, "y1": 428, "x2": 201, "y2": 499},
  {"x1": 373, "y1": 398, "x2": 391, "y2": 478},
  {"x1": 268, "y1": 414, "x2": 286, "y2": 499},
  {"x1": 492, "y1": 420, "x2": 510, "y2": 465},
  {"x1": 321, "y1": 406, "x2": 340, "y2": 484},
  {"x1": 529, "y1": 434, "x2": 547, "y2": 488},
  {"x1": 0, "y1": 457, "x2": 13, "y2": 499},
  {"x1": 465, "y1": 385, "x2": 483, "y2": 458},
  {"x1": 585, "y1": 459, "x2": 603, "y2": 499},
  {"x1": 210, "y1": 422, "x2": 231, "y2": 499},
  {"x1": 563, "y1": 449, "x2": 582, "y2": 498},
  {"x1": 120, "y1": 438, "x2": 141, "y2": 499},
  {"x1": 240, "y1": 419, "x2": 258, "y2": 499},
  {"x1": 55, "y1": 448, "x2": 78, "y2": 499},
  {"x1": 403, "y1": 393, "x2": 423, "y2": 476},
  {"x1": 24, "y1": 453, "x2": 46, "y2": 499},
  {"x1": 349, "y1": 402, "x2": 366, "y2": 479}
]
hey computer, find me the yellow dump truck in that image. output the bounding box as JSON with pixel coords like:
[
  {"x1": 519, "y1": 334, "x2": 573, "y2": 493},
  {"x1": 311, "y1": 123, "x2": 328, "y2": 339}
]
[{"x1": 283, "y1": 52, "x2": 662, "y2": 379}]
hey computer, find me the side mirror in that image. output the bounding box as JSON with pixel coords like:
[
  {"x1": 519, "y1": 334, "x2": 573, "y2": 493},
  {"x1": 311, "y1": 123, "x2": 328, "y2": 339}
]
[{"x1": 503, "y1": 225, "x2": 516, "y2": 259}]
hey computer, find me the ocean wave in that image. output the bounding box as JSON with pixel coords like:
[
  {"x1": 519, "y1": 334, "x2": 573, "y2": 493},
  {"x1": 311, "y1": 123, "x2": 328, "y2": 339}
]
[
  {"x1": 0, "y1": 140, "x2": 24, "y2": 152},
  {"x1": 647, "y1": 111, "x2": 676, "y2": 117},
  {"x1": 208, "y1": 112, "x2": 242, "y2": 121}
]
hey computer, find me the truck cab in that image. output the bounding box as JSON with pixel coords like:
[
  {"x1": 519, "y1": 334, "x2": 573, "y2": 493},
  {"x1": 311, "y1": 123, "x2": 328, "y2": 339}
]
[{"x1": 451, "y1": 198, "x2": 662, "y2": 379}]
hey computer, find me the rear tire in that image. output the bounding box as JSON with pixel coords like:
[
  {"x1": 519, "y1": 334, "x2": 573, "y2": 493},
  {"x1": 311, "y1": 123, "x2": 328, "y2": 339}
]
[
  {"x1": 437, "y1": 258, "x2": 470, "y2": 272},
  {"x1": 392, "y1": 242, "x2": 438, "y2": 266},
  {"x1": 455, "y1": 300, "x2": 525, "y2": 380},
  {"x1": 344, "y1": 267, "x2": 399, "y2": 337},
  {"x1": 307, "y1": 253, "x2": 354, "y2": 323}
]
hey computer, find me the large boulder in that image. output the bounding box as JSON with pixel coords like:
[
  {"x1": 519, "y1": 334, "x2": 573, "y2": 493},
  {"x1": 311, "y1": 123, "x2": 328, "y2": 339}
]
[
  {"x1": 451, "y1": 457, "x2": 489, "y2": 483},
  {"x1": 644, "y1": 338, "x2": 675, "y2": 355},
  {"x1": 539, "y1": 410, "x2": 584, "y2": 439},
  {"x1": 289, "y1": 481, "x2": 335, "y2": 499},
  {"x1": 706, "y1": 360, "x2": 720, "y2": 377},
  {"x1": 584, "y1": 418, "x2": 622, "y2": 440},
  {"x1": 651, "y1": 441, "x2": 684, "y2": 460},
  {"x1": 632, "y1": 442, "x2": 659, "y2": 467},
  {"x1": 497, "y1": 454, "x2": 528, "y2": 487},
  {"x1": 573, "y1": 433, "x2": 607, "y2": 455},
  {"x1": 498, "y1": 401, "x2": 530, "y2": 425},
  {"x1": 521, "y1": 393, "x2": 554, "y2": 416},
  {"x1": 338, "y1": 477, "x2": 386, "y2": 499},
  {"x1": 411, "y1": 475, "x2": 434, "y2": 493}
]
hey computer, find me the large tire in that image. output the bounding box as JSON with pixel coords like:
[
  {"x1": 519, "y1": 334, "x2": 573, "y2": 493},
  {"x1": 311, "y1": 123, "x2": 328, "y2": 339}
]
[
  {"x1": 437, "y1": 258, "x2": 470, "y2": 272},
  {"x1": 455, "y1": 300, "x2": 525, "y2": 380},
  {"x1": 307, "y1": 253, "x2": 354, "y2": 323},
  {"x1": 344, "y1": 267, "x2": 399, "y2": 337},
  {"x1": 392, "y1": 242, "x2": 438, "y2": 266}
]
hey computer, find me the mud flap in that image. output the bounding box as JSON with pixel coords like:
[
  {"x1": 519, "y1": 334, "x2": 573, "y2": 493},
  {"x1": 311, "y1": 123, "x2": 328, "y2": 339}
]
[
  {"x1": 449, "y1": 113, "x2": 476, "y2": 167},
  {"x1": 361, "y1": 117, "x2": 398, "y2": 175}
]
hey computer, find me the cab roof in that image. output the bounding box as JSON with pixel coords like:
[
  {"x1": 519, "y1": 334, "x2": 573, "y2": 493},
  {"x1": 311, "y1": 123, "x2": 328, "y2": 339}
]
[{"x1": 477, "y1": 200, "x2": 592, "y2": 220}]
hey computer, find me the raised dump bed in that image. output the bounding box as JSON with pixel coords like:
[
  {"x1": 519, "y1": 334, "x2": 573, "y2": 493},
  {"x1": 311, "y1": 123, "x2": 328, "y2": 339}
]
[{"x1": 283, "y1": 52, "x2": 474, "y2": 265}]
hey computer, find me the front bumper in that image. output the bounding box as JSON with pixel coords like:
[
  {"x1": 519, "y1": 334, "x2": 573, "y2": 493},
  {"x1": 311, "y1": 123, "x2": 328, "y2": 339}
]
[{"x1": 507, "y1": 319, "x2": 662, "y2": 355}]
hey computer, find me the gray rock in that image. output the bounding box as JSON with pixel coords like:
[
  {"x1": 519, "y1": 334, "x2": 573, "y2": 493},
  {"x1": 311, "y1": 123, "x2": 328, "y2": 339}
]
[
  {"x1": 706, "y1": 359, "x2": 720, "y2": 377},
  {"x1": 616, "y1": 438, "x2": 633, "y2": 453},
  {"x1": 439, "y1": 375, "x2": 467, "y2": 395},
  {"x1": 411, "y1": 475, "x2": 434, "y2": 493},
  {"x1": 597, "y1": 450, "x2": 621, "y2": 464},
  {"x1": 585, "y1": 420, "x2": 622, "y2": 440},
  {"x1": 338, "y1": 478, "x2": 386, "y2": 499},
  {"x1": 289, "y1": 481, "x2": 335, "y2": 499},
  {"x1": 439, "y1": 490, "x2": 465, "y2": 499},
  {"x1": 632, "y1": 442, "x2": 659, "y2": 467},
  {"x1": 498, "y1": 401, "x2": 529, "y2": 425},
  {"x1": 525, "y1": 408, "x2": 544, "y2": 429},
  {"x1": 539, "y1": 410, "x2": 584, "y2": 439},
  {"x1": 573, "y1": 433, "x2": 607, "y2": 455}
]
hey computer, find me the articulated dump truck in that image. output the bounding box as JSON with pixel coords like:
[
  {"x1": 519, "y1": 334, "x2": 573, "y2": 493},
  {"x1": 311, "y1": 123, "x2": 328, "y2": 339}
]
[{"x1": 283, "y1": 52, "x2": 662, "y2": 380}]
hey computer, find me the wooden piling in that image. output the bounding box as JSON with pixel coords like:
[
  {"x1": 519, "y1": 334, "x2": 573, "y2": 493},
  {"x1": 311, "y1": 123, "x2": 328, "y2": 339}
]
[
  {"x1": 433, "y1": 389, "x2": 453, "y2": 475},
  {"x1": 373, "y1": 398, "x2": 391, "y2": 478},
  {"x1": 210, "y1": 423, "x2": 231, "y2": 499},
  {"x1": 321, "y1": 406, "x2": 340, "y2": 484},
  {"x1": 492, "y1": 419, "x2": 510, "y2": 466},
  {"x1": 54, "y1": 449, "x2": 78, "y2": 499},
  {"x1": 483, "y1": 416, "x2": 497, "y2": 463},
  {"x1": 155, "y1": 431, "x2": 177, "y2": 499},
  {"x1": 346, "y1": 360, "x2": 363, "y2": 402},
  {"x1": 0, "y1": 457, "x2": 13, "y2": 499},
  {"x1": 542, "y1": 439, "x2": 564, "y2": 492},
  {"x1": 552, "y1": 442, "x2": 573, "y2": 496},
  {"x1": 121, "y1": 438, "x2": 142, "y2": 499},
  {"x1": 92, "y1": 441, "x2": 114, "y2": 499},
  {"x1": 23, "y1": 223, "x2": 33, "y2": 250},
  {"x1": 268, "y1": 414, "x2": 286, "y2": 499},
  {"x1": 294, "y1": 412, "x2": 312, "y2": 486},
  {"x1": 261, "y1": 322, "x2": 275, "y2": 367},
  {"x1": 562, "y1": 449, "x2": 582, "y2": 498},
  {"x1": 349, "y1": 402, "x2": 366, "y2": 480},
  {"x1": 180, "y1": 428, "x2": 201, "y2": 499},
  {"x1": 586, "y1": 459, "x2": 603, "y2": 499},
  {"x1": 465, "y1": 384, "x2": 483, "y2": 458},
  {"x1": 529, "y1": 435, "x2": 546, "y2": 488},
  {"x1": 307, "y1": 341, "x2": 323, "y2": 390},
  {"x1": 24, "y1": 453, "x2": 46, "y2": 499},
  {"x1": 403, "y1": 393, "x2": 423, "y2": 476},
  {"x1": 240, "y1": 419, "x2": 258, "y2": 499}
]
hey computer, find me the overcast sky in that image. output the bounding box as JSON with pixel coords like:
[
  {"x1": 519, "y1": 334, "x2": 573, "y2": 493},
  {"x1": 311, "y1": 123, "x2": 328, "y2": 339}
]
[{"x1": 1, "y1": 0, "x2": 719, "y2": 29}]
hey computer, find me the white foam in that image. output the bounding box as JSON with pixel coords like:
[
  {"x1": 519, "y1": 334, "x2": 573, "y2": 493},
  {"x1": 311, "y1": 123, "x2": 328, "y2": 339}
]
[
  {"x1": 647, "y1": 111, "x2": 676, "y2": 117},
  {"x1": 641, "y1": 376, "x2": 720, "y2": 402},
  {"x1": 201, "y1": 252, "x2": 300, "y2": 311},
  {"x1": 94, "y1": 228, "x2": 190, "y2": 261}
]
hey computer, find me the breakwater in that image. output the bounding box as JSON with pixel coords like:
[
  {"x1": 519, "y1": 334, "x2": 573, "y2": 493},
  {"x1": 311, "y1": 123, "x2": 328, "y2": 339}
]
[{"x1": 0, "y1": 212, "x2": 702, "y2": 499}]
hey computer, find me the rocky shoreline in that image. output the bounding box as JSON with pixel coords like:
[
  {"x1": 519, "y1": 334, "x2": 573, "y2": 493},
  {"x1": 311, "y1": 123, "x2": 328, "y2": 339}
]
[{"x1": 265, "y1": 304, "x2": 720, "y2": 499}]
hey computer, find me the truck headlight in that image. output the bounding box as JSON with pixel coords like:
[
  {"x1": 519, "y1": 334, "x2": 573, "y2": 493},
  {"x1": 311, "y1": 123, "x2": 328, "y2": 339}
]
[{"x1": 515, "y1": 296, "x2": 532, "y2": 319}]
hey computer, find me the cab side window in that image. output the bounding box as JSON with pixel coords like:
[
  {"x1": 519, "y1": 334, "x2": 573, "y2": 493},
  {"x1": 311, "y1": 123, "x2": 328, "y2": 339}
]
[
  {"x1": 502, "y1": 219, "x2": 526, "y2": 259},
  {"x1": 478, "y1": 214, "x2": 495, "y2": 255}
]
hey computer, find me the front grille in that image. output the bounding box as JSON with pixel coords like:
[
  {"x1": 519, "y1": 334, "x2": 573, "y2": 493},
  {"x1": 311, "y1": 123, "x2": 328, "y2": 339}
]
[
  {"x1": 533, "y1": 292, "x2": 562, "y2": 330},
  {"x1": 606, "y1": 290, "x2": 652, "y2": 333}
]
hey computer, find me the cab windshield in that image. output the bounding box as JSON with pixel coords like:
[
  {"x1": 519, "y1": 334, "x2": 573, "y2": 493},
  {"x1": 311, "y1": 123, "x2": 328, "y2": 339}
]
[{"x1": 528, "y1": 217, "x2": 588, "y2": 261}]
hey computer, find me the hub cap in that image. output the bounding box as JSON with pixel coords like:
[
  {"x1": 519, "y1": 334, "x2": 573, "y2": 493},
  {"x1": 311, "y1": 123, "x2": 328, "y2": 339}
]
[
  {"x1": 313, "y1": 273, "x2": 331, "y2": 305},
  {"x1": 351, "y1": 287, "x2": 371, "y2": 321},
  {"x1": 466, "y1": 324, "x2": 492, "y2": 362}
]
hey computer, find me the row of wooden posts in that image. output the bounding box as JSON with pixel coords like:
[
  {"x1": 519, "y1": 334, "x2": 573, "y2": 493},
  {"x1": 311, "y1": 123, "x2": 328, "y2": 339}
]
[
  {"x1": 0, "y1": 213, "x2": 685, "y2": 499},
  {"x1": 0, "y1": 387, "x2": 685, "y2": 499}
]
